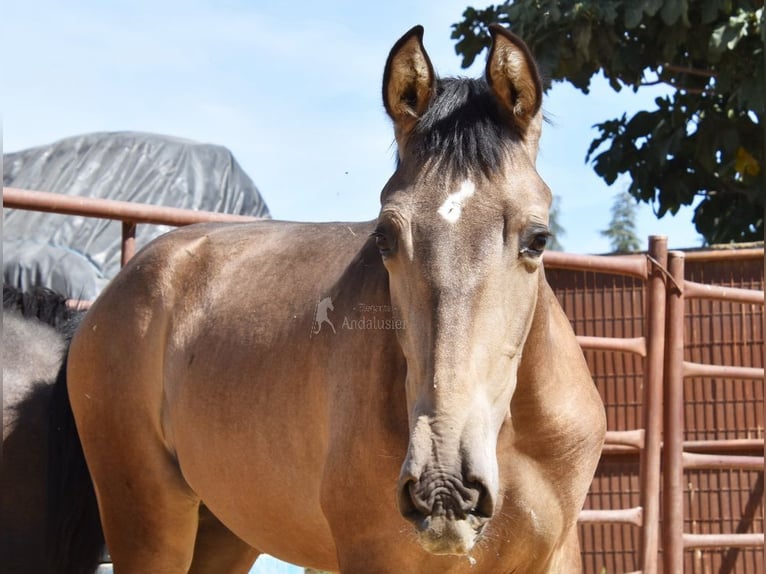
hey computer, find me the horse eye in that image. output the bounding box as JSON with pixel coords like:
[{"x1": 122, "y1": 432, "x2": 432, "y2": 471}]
[
  {"x1": 372, "y1": 228, "x2": 396, "y2": 256},
  {"x1": 531, "y1": 233, "x2": 548, "y2": 251},
  {"x1": 520, "y1": 232, "x2": 550, "y2": 257}
]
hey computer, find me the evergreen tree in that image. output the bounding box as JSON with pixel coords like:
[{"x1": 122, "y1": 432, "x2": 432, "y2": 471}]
[
  {"x1": 548, "y1": 195, "x2": 565, "y2": 251},
  {"x1": 601, "y1": 189, "x2": 641, "y2": 252}
]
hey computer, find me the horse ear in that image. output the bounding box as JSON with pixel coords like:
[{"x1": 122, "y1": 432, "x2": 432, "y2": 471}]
[
  {"x1": 486, "y1": 25, "x2": 542, "y2": 133},
  {"x1": 383, "y1": 25, "x2": 435, "y2": 146}
]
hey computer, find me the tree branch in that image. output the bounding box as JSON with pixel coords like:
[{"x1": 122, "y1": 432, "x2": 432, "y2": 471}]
[
  {"x1": 638, "y1": 78, "x2": 708, "y2": 95},
  {"x1": 663, "y1": 63, "x2": 717, "y2": 78}
]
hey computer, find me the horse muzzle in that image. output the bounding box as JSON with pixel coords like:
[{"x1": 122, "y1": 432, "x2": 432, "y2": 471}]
[{"x1": 397, "y1": 469, "x2": 493, "y2": 555}]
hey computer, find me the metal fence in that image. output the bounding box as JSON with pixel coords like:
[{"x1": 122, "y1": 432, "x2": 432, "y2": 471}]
[
  {"x1": 662, "y1": 251, "x2": 764, "y2": 573},
  {"x1": 545, "y1": 240, "x2": 667, "y2": 574},
  {"x1": 3, "y1": 187, "x2": 764, "y2": 572},
  {"x1": 545, "y1": 246, "x2": 764, "y2": 573}
]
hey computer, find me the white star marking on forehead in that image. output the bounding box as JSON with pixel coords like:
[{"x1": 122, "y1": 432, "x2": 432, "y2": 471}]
[{"x1": 437, "y1": 179, "x2": 475, "y2": 223}]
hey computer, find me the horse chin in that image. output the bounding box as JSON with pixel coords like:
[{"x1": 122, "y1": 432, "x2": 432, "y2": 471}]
[{"x1": 413, "y1": 514, "x2": 485, "y2": 556}]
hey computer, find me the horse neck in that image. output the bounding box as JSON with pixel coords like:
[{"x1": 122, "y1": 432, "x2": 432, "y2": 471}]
[
  {"x1": 330, "y1": 238, "x2": 392, "y2": 314},
  {"x1": 514, "y1": 274, "x2": 592, "y2": 430},
  {"x1": 513, "y1": 272, "x2": 604, "y2": 464}
]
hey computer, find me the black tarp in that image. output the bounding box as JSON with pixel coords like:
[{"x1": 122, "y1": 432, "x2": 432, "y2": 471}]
[{"x1": 3, "y1": 131, "x2": 270, "y2": 299}]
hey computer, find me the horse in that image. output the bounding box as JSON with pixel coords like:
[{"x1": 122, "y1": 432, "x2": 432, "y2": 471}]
[
  {"x1": 62, "y1": 25, "x2": 606, "y2": 573},
  {"x1": 1, "y1": 285, "x2": 103, "y2": 574}
]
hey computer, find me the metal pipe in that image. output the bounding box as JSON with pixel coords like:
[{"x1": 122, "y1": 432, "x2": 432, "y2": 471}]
[
  {"x1": 66, "y1": 299, "x2": 92, "y2": 310},
  {"x1": 3, "y1": 187, "x2": 259, "y2": 226},
  {"x1": 121, "y1": 221, "x2": 137, "y2": 266},
  {"x1": 543, "y1": 250, "x2": 648, "y2": 279},
  {"x1": 682, "y1": 451, "x2": 764, "y2": 471},
  {"x1": 604, "y1": 429, "x2": 645, "y2": 449},
  {"x1": 683, "y1": 533, "x2": 765, "y2": 549},
  {"x1": 662, "y1": 251, "x2": 686, "y2": 574},
  {"x1": 683, "y1": 438, "x2": 765, "y2": 454},
  {"x1": 601, "y1": 444, "x2": 644, "y2": 455},
  {"x1": 639, "y1": 235, "x2": 667, "y2": 574},
  {"x1": 578, "y1": 507, "x2": 643, "y2": 527},
  {"x1": 576, "y1": 335, "x2": 647, "y2": 356},
  {"x1": 683, "y1": 361, "x2": 764, "y2": 380},
  {"x1": 683, "y1": 247, "x2": 764, "y2": 262},
  {"x1": 683, "y1": 279, "x2": 764, "y2": 305}
]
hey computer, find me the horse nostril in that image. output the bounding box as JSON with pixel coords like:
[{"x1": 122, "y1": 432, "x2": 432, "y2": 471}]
[
  {"x1": 465, "y1": 478, "x2": 493, "y2": 518},
  {"x1": 398, "y1": 473, "x2": 494, "y2": 524},
  {"x1": 398, "y1": 477, "x2": 434, "y2": 521},
  {"x1": 407, "y1": 480, "x2": 432, "y2": 517}
]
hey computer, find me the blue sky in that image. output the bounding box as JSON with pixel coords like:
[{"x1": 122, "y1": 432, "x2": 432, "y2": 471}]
[{"x1": 2, "y1": 0, "x2": 704, "y2": 255}]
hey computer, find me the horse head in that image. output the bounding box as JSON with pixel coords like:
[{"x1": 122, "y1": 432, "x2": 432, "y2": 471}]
[{"x1": 378, "y1": 25, "x2": 551, "y2": 555}]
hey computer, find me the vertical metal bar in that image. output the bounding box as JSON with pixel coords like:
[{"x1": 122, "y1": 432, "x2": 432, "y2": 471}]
[
  {"x1": 663, "y1": 251, "x2": 686, "y2": 573},
  {"x1": 121, "y1": 221, "x2": 137, "y2": 266},
  {"x1": 640, "y1": 235, "x2": 668, "y2": 574}
]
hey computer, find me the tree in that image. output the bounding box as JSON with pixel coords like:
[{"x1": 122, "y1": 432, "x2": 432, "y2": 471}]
[
  {"x1": 548, "y1": 195, "x2": 566, "y2": 251},
  {"x1": 601, "y1": 188, "x2": 642, "y2": 252},
  {"x1": 452, "y1": 0, "x2": 763, "y2": 244}
]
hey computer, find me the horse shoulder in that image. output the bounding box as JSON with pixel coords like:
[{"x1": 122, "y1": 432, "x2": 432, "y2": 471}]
[{"x1": 497, "y1": 280, "x2": 604, "y2": 561}]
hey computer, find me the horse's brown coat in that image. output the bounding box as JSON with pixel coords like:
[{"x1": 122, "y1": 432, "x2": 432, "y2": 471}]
[{"x1": 67, "y1": 25, "x2": 605, "y2": 573}]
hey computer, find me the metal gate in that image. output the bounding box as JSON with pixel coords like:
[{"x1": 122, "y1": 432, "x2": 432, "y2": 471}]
[
  {"x1": 545, "y1": 245, "x2": 764, "y2": 573},
  {"x1": 663, "y1": 251, "x2": 764, "y2": 573}
]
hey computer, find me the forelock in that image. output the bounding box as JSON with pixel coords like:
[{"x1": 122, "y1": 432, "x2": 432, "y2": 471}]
[{"x1": 406, "y1": 77, "x2": 519, "y2": 177}]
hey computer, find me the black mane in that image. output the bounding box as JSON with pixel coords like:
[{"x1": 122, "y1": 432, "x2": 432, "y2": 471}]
[
  {"x1": 409, "y1": 77, "x2": 518, "y2": 176},
  {"x1": 3, "y1": 284, "x2": 82, "y2": 334}
]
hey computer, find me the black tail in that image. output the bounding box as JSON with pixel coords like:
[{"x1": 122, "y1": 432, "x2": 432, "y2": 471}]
[{"x1": 47, "y1": 326, "x2": 106, "y2": 574}]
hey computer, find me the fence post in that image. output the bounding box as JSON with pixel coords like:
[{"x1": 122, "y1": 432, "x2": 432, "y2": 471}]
[
  {"x1": 663, "y1": 251, "x2": 686, "y2": 573},
  {"x1": 640, "y1": 235, "x2": 667, "y2": 573},
  {"x1": 121, "y1": 221, "x2": 137, "y2": 266}
]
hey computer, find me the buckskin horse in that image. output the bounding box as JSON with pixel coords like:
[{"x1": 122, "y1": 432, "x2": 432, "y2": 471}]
[{"x1": 62, "y1": 25, "x2": 606, "y2": 573}]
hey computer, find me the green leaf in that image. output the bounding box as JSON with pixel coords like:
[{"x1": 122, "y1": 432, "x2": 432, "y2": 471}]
[
  {"x1": 573, "y1": 21, "x2": 592, "y2": 57},
  {"x1": 601, "y1": 3, "x2": 619, "y2": 24},
  {"x1": 700, "y1": 0, "x2": 727, "y2": 24},
  {"x1": 645, "y1": 0, "x2": 665, "y2": 17},
  {"x1": 626, "y1": 111, "x2": 657, "y2": 136},
  {"x1": 710, "y1": 16, "x2": 748, "y2": 54},
  {"x1": 624, "y1": 2, "x2": 646, "y2": 29},
  {"x1": 660, "y1": 0, "x2": 687, "y2": 26}
]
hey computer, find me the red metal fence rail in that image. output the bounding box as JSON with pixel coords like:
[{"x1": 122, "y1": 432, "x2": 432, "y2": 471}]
[
  {"x1": 663, "y1": 251, "x2": 765, "y2": 573},
  {"x1": 2, "y1": 187, "x2": 259, "y2": 264}
]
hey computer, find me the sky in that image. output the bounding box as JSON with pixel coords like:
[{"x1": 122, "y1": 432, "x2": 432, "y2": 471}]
[{"x1": 2, "y1": 0, "x2": 705, "y2": 256}]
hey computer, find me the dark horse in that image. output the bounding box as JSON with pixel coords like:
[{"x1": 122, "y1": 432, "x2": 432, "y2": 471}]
[
  {"x1": 1, "y1": 285, "x2": 103, "y2": 574},
  {"x1": 63, "y1": 26, "x2": 605, "y2": 572}
]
